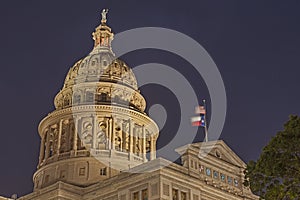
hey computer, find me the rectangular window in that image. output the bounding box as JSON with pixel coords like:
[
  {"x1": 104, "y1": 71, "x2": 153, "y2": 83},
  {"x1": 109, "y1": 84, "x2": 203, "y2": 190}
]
[
  {"x1": 86, "y1": 92, "x2": 94, "y2": 102},
  {"x1": 151, "y1": 183, "x2": 158, "y2": 196},
  {"x1": 79, "y1": 167, "x2": 86, "y2": 176},
  {"x1": 142, "y1": 189, "x2": 148, "y2": 200},
  {"x1": 199, "y1": 165, "x2": 204, "y2": 173},
  {"x1": 205, "y1": 168, "x2": 211, "y2": 176},
  {"x1": 74, "y1": 95, "x2": 81, "y2": 104},
  {"x1": 163, "y1": 184, "x2": 170, "y2": 196},
  {"x1": 234, "y1": 179, "x2": 239, "y2": 187},
  {"x1": 100, "y1": 167, "x2": 107, "y2": 176},
  {"x1": 220, "y1": 173, "x2": 226, "y2": 181},
  {"x1": 213, "y1": 170, "x2": 219, "y2": 179},
  {"x1": 133, "y1": 192, "x2": 139, "y2": 200},
  {"x1": 172, "y1": 189, "x2": 179, "y2": 200},
  {"x1": 181, "y1": 192, "x2": 187, "y2": 200}
]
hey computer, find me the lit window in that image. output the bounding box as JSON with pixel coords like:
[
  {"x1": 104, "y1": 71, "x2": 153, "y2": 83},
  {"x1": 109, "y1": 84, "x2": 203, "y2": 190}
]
[
  {"x1": 220, "y1": 173, "x2": 225, "y2": 181},
  {"x1": 234, "y1": 179, "x2": 239, "y2": 187},
  {"x1": 213, "y1": 171, "x2": 219, "y2": 179},
  {"x1": 199, "y1": 165, "x2": 204, "y2": 173},
  {"x1": 205, "y1": 168, "x2": 211, "y2": 176}
]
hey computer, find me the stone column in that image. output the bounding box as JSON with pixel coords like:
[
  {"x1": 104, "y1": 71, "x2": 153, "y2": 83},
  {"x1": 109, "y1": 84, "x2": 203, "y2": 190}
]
[
  {"x1": 105, "y1": 118, "x2": 109, "y2": 150},
  {"x1": 72, "y1": 117, "x2": 79, "y2": 152},
  {"x1": 118, "y1": 120, "x2": 123, "y2": 151},
  {"x1": 44, "y1": 128, "x2": 50, "y2": 160},
  {"x1": 92, "y1": 115, "x2": 97, "y2": 149},
  {"x1": 152, "y1": 137, "x2": 157, "y2": 160},
  {"x1": 38, "y1": 133, "x2": 46, "y2": 166},
  {"x1": 122, "y1": 122, "x2": 126, "y2": 152},
  {"x1": 149, "y1": 136, "x2": 153, "y2": 160},
  {"x1": 56, "y1": 120, "x2": 63, "y2": 154},
  {"x1": 133, "y1": 128, "x2": 137, "y2": 154},
  {"x1": 129, "y1": 119, "x2": 133, "y2": 154},
  {"x1": 108, "y1": 117, "x2": 113, "y2": 149},
  {"x1": 142, "y1": 126, "x2": 147, "y2": 161},
  {"x1": 111, "y1": 117, "x2": 115, "y2": 149},
  {"x1": 150, "y1": 136, "x2": 156, "y2": 160}
]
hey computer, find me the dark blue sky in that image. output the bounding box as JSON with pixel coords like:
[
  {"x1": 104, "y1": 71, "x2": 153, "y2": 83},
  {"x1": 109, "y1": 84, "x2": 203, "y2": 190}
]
[{"x1": 0, "y1": 0, "x2": 300, "y2": 197}]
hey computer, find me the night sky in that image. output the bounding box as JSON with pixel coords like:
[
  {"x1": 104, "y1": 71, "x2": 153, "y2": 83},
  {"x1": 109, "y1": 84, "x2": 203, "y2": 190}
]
[{"x1": 1, "y1": 0, "x2": 300, "y2": 197}]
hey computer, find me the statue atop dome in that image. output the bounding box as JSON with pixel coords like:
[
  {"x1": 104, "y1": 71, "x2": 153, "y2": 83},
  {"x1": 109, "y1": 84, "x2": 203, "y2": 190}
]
[{"x1": 101, "y1": 9, "x2": 109, "y2": 23}]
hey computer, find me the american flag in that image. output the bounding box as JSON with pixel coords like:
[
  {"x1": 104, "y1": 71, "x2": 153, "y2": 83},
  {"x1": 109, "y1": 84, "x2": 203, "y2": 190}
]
[{"x1": 195, "y1": 106, "x2": 206, "y2": 115}]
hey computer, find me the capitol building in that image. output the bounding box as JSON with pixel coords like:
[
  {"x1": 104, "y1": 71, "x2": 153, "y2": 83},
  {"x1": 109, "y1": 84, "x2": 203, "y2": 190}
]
[{"x1": 1, "y1": 10, "x2": 259, "y2": 200}]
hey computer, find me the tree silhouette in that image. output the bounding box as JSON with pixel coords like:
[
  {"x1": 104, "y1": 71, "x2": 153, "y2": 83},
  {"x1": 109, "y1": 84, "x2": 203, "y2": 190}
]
[{"x1": 244, "y1": 115, "x2": 300, "y2": 200}]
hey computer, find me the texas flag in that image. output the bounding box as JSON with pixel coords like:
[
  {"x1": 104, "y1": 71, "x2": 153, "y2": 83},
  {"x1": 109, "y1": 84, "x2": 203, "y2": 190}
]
[{"x1": 191, "y1": 115, "x2": 206, "y2": 127}]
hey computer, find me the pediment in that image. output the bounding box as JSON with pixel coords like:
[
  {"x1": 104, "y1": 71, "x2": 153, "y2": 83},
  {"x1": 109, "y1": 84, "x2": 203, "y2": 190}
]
[{"x1": 176, "y1": 140, "x2": 246, "y2": 168}]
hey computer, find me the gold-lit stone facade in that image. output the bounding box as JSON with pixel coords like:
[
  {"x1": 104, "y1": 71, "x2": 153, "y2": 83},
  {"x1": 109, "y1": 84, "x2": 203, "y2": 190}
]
[
  {"x1": 33, "y1": 11, "x2": 159, "y2": 190},
  {"x1": 18, "y1": 141, "x2": 259, "y2": 200},
  {"x1": 4, "y1": 10, "x2": 259, "y2": 200}
]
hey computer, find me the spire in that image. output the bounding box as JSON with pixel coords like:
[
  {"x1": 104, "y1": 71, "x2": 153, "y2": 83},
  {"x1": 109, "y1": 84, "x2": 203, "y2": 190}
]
[{"x1": 92, "y1": 9, "x2": 114, "y2": 50}]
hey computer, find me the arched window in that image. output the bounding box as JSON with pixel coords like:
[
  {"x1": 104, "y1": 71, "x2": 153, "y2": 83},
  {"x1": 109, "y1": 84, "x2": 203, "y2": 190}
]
[
  {"x1": 115, "y1": 136, "x2": 121, "y2": 151},
  {"x1": 95, "y1": 93, "x2": 108, "y2": 103},
  {"x1": 73, "y1": 94, "x2": 81, "y2": 104},
  {"x1": 63, "y1": 97, "x2": 70, "y2": 107},
  {"x1": 86, "y1": 91, "x2": 94, "y2": 103},
  {"x1": 101, "y1": 93, "x2": 107, "y2": 102}
]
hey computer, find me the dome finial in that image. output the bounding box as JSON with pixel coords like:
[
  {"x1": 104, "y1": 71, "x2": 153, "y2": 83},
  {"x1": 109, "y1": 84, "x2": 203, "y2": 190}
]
[{"x1": 101, "y1": 9, "x2": 109, "y2": 24}]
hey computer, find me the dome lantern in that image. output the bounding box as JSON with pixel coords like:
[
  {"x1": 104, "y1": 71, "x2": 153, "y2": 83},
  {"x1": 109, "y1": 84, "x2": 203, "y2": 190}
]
[{"x1": 92, "y1": 9, "x2": 113, "y2": 50}]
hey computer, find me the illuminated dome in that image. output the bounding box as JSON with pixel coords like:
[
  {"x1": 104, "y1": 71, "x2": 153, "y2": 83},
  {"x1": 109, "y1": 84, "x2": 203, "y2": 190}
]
[
  {"x1": 35, "y1": 9, "x2": 159, "y2": 190},
  {"x1": 63, "y1": 56, "x2": 138, "y2": 90},
  {"x1": 54, "y1": 12, "x2": 145, "y2": 112}
]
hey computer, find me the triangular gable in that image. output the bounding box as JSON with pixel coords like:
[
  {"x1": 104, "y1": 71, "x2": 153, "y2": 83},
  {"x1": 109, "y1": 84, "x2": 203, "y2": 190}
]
[{"x1": 176, "y1": 140, "x2": 246, "y2": 168}]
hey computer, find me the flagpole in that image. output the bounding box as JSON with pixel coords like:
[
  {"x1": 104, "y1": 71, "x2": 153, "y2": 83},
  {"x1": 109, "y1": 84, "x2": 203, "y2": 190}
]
[{"x1": 203, "y1": 99, "x2": 208, "y2": 142}]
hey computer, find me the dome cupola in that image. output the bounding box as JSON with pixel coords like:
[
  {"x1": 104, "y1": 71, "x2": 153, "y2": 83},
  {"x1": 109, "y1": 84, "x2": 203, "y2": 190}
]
[{"x1": 54, "y1": 9, "x2": 144, "y2": 112}]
